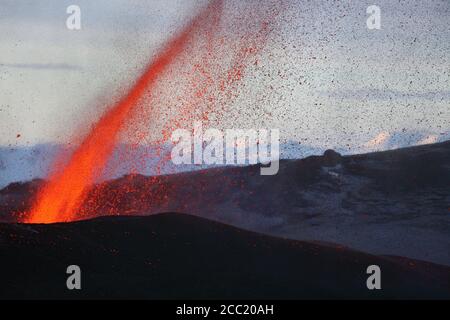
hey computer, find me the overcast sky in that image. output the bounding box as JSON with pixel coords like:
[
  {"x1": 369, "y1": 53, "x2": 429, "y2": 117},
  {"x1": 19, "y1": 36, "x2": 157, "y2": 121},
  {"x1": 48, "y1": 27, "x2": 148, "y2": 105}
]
[{"x1": 1, "y1": 0, "x2": 449, "y2": 153}]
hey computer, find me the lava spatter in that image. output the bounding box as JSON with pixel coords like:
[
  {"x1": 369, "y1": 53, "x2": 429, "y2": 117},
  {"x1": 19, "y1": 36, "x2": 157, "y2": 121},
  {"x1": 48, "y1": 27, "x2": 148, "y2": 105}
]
[{"x1": 25, "y1": 0, "x2": 281, "y2": 223}]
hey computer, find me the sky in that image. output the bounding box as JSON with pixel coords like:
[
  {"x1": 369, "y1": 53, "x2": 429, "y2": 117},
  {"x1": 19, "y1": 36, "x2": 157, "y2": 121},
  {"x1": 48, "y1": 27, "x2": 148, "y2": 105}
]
[{"x1": 0, "y1": 0, "x2": 449, "y2": 153}]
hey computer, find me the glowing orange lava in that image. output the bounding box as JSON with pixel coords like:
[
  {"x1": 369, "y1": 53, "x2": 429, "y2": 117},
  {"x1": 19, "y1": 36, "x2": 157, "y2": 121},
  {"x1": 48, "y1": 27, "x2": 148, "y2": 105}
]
[
  {"x1": 25, "y1": 1, "x2": 223, "y2": 223},
  {"x1": 25, "y1": 0, "x2": 282, "y2": 224}
]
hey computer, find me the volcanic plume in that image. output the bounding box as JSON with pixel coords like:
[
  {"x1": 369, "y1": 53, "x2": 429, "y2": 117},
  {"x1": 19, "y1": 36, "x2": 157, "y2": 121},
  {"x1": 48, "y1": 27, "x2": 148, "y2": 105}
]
[{"x1": 25, "y1": 0, "x2": 280, "y2": 223}]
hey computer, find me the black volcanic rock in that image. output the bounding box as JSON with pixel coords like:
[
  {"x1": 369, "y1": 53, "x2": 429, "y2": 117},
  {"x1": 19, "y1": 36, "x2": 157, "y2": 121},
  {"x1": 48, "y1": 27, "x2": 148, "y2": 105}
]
[
  {"x1": 322, "y1": 149, "x2": 342, "y2": 167},
  {"x1": 0, "y1": 213, "x2": 449, "y2": 299},
  {"x1": 1, "y1": 141, "x2": 449, "y2": 265},
  {"x1": 0, "y1": 179, "x2": 43, "y2": 194}
]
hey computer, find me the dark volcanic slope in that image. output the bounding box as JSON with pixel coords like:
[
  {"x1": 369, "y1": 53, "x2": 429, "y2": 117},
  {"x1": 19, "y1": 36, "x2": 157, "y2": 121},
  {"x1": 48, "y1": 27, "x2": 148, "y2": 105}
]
[
  {"x1": 0, "y1": 213, "x2": 449, "y2": 299},
  {"x1": 1, "y1": 140, "x2": 449, "y2": 265}
]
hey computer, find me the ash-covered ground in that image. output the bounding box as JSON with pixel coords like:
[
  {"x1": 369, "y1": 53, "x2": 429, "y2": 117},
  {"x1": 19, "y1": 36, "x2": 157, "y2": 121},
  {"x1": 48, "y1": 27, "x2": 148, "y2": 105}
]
[
  {"x1": 1, "y1": 141, "x2": 449, "y2": 265},
  {"x1": 1, "y1": 213, "x2": 449, "y2": 299}
]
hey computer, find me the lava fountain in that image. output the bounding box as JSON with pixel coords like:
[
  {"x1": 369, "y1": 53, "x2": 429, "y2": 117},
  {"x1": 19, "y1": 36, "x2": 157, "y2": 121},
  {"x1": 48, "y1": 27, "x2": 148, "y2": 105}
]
[
  {"x1": 25, "y1": 1, "x2": 223, "y2": 223},
  {"x1": 25, "y1": 0, "x2": 281, "y2": 223}
]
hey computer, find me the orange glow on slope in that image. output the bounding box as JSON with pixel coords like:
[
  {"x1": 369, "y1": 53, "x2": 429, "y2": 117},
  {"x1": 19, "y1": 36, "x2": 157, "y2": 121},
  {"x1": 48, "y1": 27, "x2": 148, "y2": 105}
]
[{"x1": 25, "y1": 1, "x2": 223, "y2": 223}]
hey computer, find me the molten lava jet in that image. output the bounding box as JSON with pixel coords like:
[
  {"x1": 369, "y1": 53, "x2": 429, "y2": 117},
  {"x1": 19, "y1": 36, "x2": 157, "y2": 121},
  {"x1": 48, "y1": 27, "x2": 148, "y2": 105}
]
[
  {"x1": 25, "y1": 0, "x2": 280, "y2": 223},
  {"x1": 25, "y1": 1, "x2": 224, "y2": 223}
]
